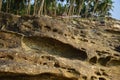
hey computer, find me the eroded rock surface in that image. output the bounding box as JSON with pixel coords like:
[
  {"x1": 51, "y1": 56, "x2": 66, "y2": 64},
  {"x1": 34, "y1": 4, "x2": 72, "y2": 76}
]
[{"x1": 0, "y1": 12, "x2": 120, "y2": 80}]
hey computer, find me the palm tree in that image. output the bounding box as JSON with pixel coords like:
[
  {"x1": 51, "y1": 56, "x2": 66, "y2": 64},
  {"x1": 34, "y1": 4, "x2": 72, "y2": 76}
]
[
  {"x1": 44, "y1": 0, "x2": 51, "y2": 16},
  {"x1": 72, "y1": 0, "x2": 76, "y2": 15},
  {"x1": 68, "y1": 0, "x2": 76, "y2": 16},
  {"x1": 77, "y1": 0, "x2": 84, "y2": 15},
  {"x1": 38, "y1": 0, "x2": 45, "y2": 16},
  {"x1": 6, "y1": 0, "x2": 8, "y2": 12},
  {"x1": 44, "y1": 0, "x2": 57, "y2": 16},
  {"x1": 0, "y1": 0, "x2": 113, "y2": 18},
  {"x1": 98, "y1": 0, "x2": 113, "y2": 17},
  {"x1": 53, "y1": 0, "x2": 57, "y2": 16},
  {"x1": 43, "y1": 0, "x2": 47, "y2": 15},
  {"x1": 92, "y1": 0, "x2": 99, "y2": 16},
  {"x1": 33, "y1": 0, "x2": 37, "y2": 15},
  {"x1": 104, "y1": 0, "x2": 113, "y2": 16},
  {"x1": 84, "y1": 0, "x2": 93, "y2": 18},
  {"x1": 27, "y1": 0, "x2": 31, "y2": 15}
]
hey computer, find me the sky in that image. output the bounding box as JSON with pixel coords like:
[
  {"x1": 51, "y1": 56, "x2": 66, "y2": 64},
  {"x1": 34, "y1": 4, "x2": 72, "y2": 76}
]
[
  {"x1": 58, "y1": 0, "x2": 120, "y2": 20},
  {"x1": 111, "y1": 0, "x2": 120, "y2": 20}
]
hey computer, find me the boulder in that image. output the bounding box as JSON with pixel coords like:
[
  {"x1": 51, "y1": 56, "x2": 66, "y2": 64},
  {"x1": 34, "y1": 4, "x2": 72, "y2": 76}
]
[{"x1": 0, "y1": 12, "x2": 120, "y2": 80}]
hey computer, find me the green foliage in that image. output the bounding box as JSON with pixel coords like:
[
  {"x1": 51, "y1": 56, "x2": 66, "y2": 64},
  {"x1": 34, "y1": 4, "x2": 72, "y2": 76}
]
[{"x1": 1, "y1": 0, "x2": 113, "y2": 18}]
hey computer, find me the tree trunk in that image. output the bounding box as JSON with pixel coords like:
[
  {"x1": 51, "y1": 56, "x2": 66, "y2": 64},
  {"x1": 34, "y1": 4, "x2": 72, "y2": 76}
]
[
  {"x1": 43, "y1": 1, "x2": 47, "y2": 15},
  {"x1": 38, "y1": 0, "x2": 45, "y2": 16},
  {"x1": 9, "y1": 0, "x2": 11, "y2": 13},
  {"x1": 6, "y1": 0, "x2": 11, "y2": 13},
  {"x1": 6, "y1": 0, "x2": 9, "y2": 12},
  {"x1": 54, "y1": 1, "x2": 57, "y2": 16},
  {"x1": 72, "y1": 0, "x2": 76, "y2": 15},
  {"x1": 85, "y1": 0, "x2": 92, "y2": 18},
  {"x1": 27, "y1": 0, "x2": 31, "y2": 15},
  {"x1": 92, "y1": 0, "x2": 99, "y2": 16},
  {"x1": 33, "y1": 0, "x2": 37, "y2": 15},
  {"x1": 78, "y1": 0, "x2": 84, "y2": 15},
  {"x1": 64, "y1": 5, "x2": 68, "y2": 16},
  {"x1": 0, "y1": 0, "x2": 2, "y2": 11},
  {"x1": 68, "y1": 0, "x2": 74, "y2": 16}
]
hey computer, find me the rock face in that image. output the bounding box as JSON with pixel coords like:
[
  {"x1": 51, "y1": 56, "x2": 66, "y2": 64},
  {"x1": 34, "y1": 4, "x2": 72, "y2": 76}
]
[{"x1": 0, "y1": 12, "x2": 120, "y2": 80}]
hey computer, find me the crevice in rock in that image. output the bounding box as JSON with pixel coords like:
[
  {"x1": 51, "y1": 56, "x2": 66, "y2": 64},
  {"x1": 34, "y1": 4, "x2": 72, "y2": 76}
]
[
  {"x1": 99, "y1": 77, "x2": 106, "y2": 80},
  {"x1": 44, "y1": 26, "x2": 51, "y2": 31},
  {"x1": 107, "y1": 59, "x2": 120, "y2": 66},
  {"x1": 89, "y1": 56, "x2": 97, "y2": 64},
  {"x1": 98, "y1": 56, "x2": 111, "y2": 66},
  {"x1": 90, "y1": 76, "x2": 97, "y2": 80},
  {"x1": 105, "y1": 29, "x2": 120, "y2": 35},
  {"x1": 0, "y1": 54, "x2": 14, "y2": 60},
  {"x1": 0, "y1": 72, "x2": 77, "y2": 80},
  {"x1": 82, "y1": 75, "x2": 87, "y2": 80},
  {"x1": 53, "y1": 28, "x2": 58, "y2": 32},
  {"x1": 23, "y1": 36, "x2": 88, "y2": 60},
  {"x1": 114, "y1": 46, "x2": 120, "y2": 52}
]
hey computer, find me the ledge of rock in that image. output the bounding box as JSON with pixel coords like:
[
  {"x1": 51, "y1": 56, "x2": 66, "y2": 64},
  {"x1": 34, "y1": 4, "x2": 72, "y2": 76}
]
[{"x1": 0, "y1": 12, "x2": 120, "y2": 80}]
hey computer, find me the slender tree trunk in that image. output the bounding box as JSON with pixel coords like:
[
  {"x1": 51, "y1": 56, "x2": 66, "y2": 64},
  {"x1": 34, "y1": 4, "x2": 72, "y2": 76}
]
[
  {"x1": 17, "y1": 0, "x2": 21, "y2": 15},
  {"x1": 33, "y1": 0, "x2": 37, "y2": 15},
  {"x1": 0, "y1": 0, "x2": 2, "y2": 11},
  {"x1": 6, "y1": 0, "x2": 11, "y2": 13},
  {"x1": 43, "y1": 1, "x2": 47, "y2": 15},
  {"x1": 85, "y1": 0, "x2": 92, "y2": 18},
  {"x1": 38, "y1": 0, "x2": 45, "y2": 16},
  {"x1": 9, "y1": 0, "x2": 11, "y2": 13},
  {"x1": 72, "y1": 0, "x2": 76, "y2": 15},
  {"x1": 102, "y1": 4, "x2": 108, "y2": 17},
  {"x1": 68, "y1": 0, "x2": 74, "y2": 16},
  {"x1": 64, "y1": 5, "x2": 68, "y2": 16},
  {"x1": 92, "y1": 0, "x2": 99, "y2": 16},
  {"x1": 54, "y1": 1, "x2": 57, "y2": 16},
  {"x1": 78, "y1": 0, "x2": 84, "y2": 15},
  {"x1": 27, "y1": 0, "x2": 31, "y2": 15},
  {"x1": 68, "y1": 0, "x2": 72, "y2": 16},
  {"x1": 6, "y1": 0, "x2": 9, "y2": 12},
  {"x1": 40, "y1": 4, "x2": 43, "y2": 15}
]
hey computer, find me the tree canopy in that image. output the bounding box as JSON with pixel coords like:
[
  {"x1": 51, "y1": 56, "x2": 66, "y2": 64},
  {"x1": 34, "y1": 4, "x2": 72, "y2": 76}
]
[{"x1": 0, "y1": 0, "x2": 113, "y2": 18}]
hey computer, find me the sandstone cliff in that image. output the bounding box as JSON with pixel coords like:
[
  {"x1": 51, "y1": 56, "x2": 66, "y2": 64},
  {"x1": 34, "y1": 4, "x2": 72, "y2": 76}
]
[{"x1": 0, "y1": 12, "x2": 120, "y2": 80}]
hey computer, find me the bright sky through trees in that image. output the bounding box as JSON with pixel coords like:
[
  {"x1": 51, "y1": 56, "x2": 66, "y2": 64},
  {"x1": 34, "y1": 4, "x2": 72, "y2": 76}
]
[
  {"x1": 111, "y1": 0, "x2": 120, "y2": 20},
  {"x1": 1, "y1": 0, "x2": 119, "y2": 20}
]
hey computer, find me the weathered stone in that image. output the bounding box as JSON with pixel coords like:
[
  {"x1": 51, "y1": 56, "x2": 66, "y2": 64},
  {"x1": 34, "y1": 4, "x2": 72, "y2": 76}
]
[{"x1": 0, "y1": 12, "x2": 120, "y2": 80}]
